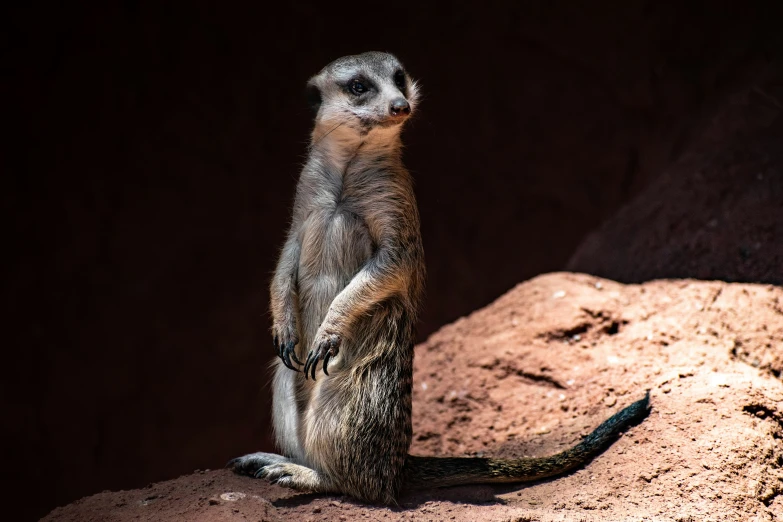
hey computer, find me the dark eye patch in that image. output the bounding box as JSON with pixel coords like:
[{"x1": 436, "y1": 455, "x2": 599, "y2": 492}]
[
  {"x1": 305, "y1": 83, "x2": 322, "y2": 113},
  {"x1": 393, "y1": 70, "x2": 407, "y2": 94},
  {"x1": 346, "y1": 77, "x2": 373, "y2": 96}
]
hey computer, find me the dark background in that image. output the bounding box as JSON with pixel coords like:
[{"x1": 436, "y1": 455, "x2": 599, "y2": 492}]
[{"x1": 4, "y1": 2, "x2": 782, "y2": 520}]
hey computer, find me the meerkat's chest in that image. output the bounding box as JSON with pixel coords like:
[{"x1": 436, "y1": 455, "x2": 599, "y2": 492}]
[{"x1": 299, "y1": 201, "x2": 373, "y2": 276}]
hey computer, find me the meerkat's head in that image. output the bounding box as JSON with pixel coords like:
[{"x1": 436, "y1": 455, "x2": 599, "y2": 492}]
[{"x1": 306, "y1": 52, "x2": 419, "y2": 139}]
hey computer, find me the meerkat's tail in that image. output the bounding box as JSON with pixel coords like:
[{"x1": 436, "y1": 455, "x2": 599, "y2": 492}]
[{"x1": 404, "y1": 391, "x2": 650, "y2": 489}]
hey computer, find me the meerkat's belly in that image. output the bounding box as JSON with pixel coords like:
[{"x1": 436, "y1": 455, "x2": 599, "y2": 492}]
[{"x1": 297, "y1": 207, "x2": 373, "y2": 345}]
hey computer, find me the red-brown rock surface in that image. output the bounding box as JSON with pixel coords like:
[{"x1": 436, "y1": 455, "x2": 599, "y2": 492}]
[{"x1": 44, "y1": 273, "x2": 783, "y2": 521}]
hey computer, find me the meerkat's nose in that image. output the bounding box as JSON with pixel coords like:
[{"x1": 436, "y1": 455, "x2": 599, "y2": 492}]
[{"x1": 389, "y1": 98, "x2": 411, "y2": 117}]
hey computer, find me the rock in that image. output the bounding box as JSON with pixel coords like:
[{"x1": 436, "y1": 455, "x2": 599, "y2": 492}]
[{"x1": 43, "y1": 274, "x2": 783, "y2": 521}]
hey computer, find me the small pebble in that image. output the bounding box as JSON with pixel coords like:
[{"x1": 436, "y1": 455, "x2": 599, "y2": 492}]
[{"x1": 220, "y1": 492, "x2": 246, "y2": 502}]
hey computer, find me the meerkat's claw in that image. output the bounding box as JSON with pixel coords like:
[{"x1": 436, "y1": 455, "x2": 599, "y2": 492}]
[
  {"x1": 283, "y1": 340, "x2": 301, "y2": 371},
  {"x1": 274, "y1": 331, "x2": 301, "y2": 372},
  {"x1": 304, "y1": 350, "x2": 318, "y2": 380},
  {"x1": 280, "y1": 351, "x2": 297, "y2": 371},
  {"x1": 289, "y1": 345, "x2": 304, "y2": 366},
  {"x1": 303, "y1": 335, "x2": 341, "y2": 380}
]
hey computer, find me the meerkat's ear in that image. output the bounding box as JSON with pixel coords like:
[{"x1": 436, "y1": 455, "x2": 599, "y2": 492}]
[{"x1": 305, "y1": 79, "x2": 322, "y2": 114}]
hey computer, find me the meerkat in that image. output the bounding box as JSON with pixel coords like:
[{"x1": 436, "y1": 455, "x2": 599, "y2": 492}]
[{"x1": 228, "y1": 51, "x2": 651, "y2": 504}]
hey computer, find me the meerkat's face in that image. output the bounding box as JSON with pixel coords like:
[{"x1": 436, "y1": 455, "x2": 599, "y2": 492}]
[{"x1": 306, "y1": 52, "x2": 419, "y2": 135}]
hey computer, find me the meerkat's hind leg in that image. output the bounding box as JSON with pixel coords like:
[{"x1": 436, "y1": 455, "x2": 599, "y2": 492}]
[
  {"x1": 227, "y1": 451, "x2": 290, "y2": 476},
  {"x1": 227, "y1": 453, "x2": 332, "y2": 493},
  {"x1": 255, "y1": 462, "x2": 332, "y2": 493}
]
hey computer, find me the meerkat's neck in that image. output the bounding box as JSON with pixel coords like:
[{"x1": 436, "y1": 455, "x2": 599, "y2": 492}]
[{"x1": 310, "y1": 119, "x2": 403, "y2": 175}]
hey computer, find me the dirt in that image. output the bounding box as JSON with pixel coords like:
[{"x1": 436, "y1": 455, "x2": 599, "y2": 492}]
[{"x1": 44, "y1": 273, "x2": 783, "y2": 521}]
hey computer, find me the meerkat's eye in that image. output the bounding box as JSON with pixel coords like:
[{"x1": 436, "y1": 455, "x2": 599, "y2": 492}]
[
  {"x1": 393, "y1": 70, "x2": 406, "y2": 91},
  {"x1": 349, "y1": 79, "x2": 367, "y2": 95}
]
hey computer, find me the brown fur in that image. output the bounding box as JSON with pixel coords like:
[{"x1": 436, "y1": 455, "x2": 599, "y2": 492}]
[{"x1": 228, "y1": 52, "x2": 650, "y2": 504}]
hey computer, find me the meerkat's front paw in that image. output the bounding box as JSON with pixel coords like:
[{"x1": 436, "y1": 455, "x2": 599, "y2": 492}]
[
  {"x1": 304, "y1": 328, "x2": 341, "y2": 380},
  {"x1": 272, "y1": 321, "x2": 301, "y2": 371}
]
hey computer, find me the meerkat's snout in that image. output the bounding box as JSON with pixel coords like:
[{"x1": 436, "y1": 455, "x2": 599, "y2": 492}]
[{"x1": 389, "y1": 98, "x2": 411, "y2": 118}]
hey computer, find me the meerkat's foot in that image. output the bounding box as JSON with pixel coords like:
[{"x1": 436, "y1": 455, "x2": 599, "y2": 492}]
[
  {"x1": 304, "y1": 330, "x2": 341, "y2": 380},
  {"x1": 227, "y1": 451, "x2": 291, "y2": 475},
  {"x1": 254, "y1": 462, "x2": 329, "y2": 492},
  {"x1": 230, "y1": 455, "x2": 330, "y2": 493}
]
